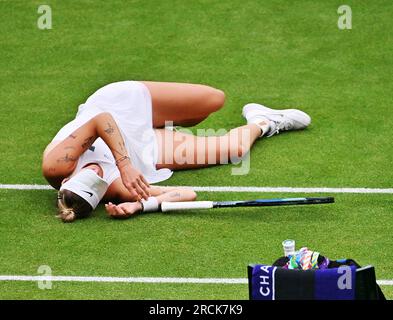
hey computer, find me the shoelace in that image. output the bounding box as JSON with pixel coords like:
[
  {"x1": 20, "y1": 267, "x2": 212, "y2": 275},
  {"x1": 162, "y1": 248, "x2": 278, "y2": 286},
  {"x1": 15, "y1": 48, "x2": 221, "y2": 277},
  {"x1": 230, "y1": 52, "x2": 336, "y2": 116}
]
[{"x1": 269, "y1": 118, "x2": 293, "y2": 136}]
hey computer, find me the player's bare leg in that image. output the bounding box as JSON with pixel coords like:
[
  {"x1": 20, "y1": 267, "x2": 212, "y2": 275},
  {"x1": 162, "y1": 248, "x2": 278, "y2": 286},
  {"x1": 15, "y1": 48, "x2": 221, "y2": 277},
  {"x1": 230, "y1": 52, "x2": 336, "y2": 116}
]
[
  {"x1": 155, "y1": 123, "x2": 263, "y2": 170},
  {"x1": 155, "y1": 102, "x2": 312, "y2": 170},
  {"x1": 141, "y1": 81, "x2": 225, "y2": 128}
]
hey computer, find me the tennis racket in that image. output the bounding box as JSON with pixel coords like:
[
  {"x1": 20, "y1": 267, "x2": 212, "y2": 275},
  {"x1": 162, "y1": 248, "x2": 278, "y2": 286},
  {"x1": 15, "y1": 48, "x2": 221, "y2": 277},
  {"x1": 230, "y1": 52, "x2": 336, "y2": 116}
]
[{"x1": 161, "y1": 196, "x2": 335, "y2": 212}]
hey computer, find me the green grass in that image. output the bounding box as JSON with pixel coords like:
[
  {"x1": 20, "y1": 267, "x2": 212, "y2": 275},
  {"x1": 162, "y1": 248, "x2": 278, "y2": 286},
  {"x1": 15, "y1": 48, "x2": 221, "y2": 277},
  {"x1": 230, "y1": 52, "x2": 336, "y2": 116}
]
[
  {"x1": 0, "y1": 0, "x2": 392, "y2": 299},
  {"x1": 0, "y1": 190, "x2": 392, "y2": 299}
]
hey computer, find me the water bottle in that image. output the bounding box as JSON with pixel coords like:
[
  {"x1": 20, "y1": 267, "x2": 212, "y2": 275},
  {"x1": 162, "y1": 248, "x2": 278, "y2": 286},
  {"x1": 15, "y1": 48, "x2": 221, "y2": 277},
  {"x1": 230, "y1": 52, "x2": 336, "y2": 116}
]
[{"x1": 282, "y1": 239, "x2": 296, "y2": 257}]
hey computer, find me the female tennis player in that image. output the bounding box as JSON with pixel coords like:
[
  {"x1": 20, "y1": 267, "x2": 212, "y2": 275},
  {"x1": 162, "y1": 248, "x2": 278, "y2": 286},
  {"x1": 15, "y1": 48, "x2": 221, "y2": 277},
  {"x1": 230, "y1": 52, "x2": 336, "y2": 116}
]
[{"x1": 42, "y1": 81, "x2": 311, "y2": 222}]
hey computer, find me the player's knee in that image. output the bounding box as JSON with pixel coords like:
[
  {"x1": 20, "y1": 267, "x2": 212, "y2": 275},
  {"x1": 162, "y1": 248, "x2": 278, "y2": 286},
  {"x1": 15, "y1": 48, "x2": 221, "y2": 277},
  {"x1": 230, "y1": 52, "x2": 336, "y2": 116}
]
[
  {"x1": 211, "y1": 89, "x2": 226, "y2": 111},
  {"x1": 204, "y1": 87, "x2": 225, "y2": 113}
]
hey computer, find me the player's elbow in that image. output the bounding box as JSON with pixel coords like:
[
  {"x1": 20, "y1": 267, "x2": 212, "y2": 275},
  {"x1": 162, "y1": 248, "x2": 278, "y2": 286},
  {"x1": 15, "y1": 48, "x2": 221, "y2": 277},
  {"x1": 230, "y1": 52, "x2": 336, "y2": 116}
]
[
  {"x1": 41, "y1": 162, "x2": 61, "y2": 189},
  {"x1": 93, "y1": 112, "x2": 114, "y2": 124}
]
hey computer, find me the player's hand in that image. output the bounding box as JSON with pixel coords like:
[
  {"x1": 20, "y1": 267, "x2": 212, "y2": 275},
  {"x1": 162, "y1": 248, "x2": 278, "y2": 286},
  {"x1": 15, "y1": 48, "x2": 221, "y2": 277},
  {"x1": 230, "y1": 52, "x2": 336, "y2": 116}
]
[
  {"x1": 105, "y1": 202, "x2": 142, "y2": 219},
  {"x1": 118, "y1": 162, "x2": 150, "y2": 200}
]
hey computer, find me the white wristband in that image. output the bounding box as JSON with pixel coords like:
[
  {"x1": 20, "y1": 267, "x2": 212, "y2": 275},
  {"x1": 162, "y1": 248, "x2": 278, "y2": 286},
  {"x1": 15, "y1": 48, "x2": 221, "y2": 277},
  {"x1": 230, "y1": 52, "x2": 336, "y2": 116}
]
[{"x1": 141, "y1": 197, "x2": 159, "y2": 213}]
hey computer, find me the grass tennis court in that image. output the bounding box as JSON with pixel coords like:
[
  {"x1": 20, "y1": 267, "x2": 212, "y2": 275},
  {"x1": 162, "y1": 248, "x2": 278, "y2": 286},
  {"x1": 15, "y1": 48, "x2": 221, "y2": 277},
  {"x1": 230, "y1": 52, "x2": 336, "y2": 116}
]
[{"x1": 1, "y1": 0, "x2": 392, "y2": 299}]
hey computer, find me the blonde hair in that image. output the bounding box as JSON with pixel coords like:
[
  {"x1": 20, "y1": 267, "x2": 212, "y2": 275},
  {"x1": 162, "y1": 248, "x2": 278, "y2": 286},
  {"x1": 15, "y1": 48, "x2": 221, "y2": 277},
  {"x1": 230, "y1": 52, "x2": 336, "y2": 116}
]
[
  {"x1": 57, "y1": 190, "x2": 93, "y2": 223},
  {"x1": 57, "y1": 191, "x2": 77, "y2": 223}
]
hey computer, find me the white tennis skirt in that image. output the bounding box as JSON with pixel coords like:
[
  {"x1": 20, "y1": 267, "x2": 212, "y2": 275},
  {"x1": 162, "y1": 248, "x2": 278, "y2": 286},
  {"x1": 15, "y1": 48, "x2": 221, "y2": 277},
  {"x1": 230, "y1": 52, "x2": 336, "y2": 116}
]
[{"x1": 52, "y1": 81, "x2": 173, "y2": 184}]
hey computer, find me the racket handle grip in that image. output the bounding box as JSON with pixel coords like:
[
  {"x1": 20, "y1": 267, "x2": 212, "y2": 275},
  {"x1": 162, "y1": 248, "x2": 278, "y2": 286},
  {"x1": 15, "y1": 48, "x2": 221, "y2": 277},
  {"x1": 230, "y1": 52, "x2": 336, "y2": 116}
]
[{"x1": 161, "y1": 201, "x2": 214, "y2": 212}]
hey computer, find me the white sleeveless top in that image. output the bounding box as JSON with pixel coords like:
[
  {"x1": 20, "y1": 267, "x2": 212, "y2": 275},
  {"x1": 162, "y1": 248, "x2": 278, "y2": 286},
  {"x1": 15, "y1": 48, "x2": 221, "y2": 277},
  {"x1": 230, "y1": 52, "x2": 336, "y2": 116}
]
[{"x1": 52, "y1": 81, "x2": 172, "y2": 184}]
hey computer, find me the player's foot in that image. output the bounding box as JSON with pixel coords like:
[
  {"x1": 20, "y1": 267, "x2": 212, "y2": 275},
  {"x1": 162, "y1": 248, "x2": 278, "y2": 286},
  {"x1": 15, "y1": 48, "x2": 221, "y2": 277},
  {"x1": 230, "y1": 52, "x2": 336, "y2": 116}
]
[{"x1": 242, "y1": 103, "x2": 311, "y2": 137}]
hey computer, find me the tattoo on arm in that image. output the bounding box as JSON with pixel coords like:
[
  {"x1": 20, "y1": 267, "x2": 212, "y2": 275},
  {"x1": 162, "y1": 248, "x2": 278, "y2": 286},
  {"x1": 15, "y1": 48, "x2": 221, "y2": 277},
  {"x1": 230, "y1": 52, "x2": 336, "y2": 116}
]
[
  {"x1": 104, "y1": 122, "x2": 115, "y2": 135},
  {"x1": 57, "y1": 153, "x2": 77, "y2": 163},
  {"x1": 110, "y1": 142, "x2": 127, "y2": 158},
  {"x1": 118, "y1": 141, "x2": 126, "y2": 153},
  {"x1": 170, "y1": 192, "x2": 181, "y2": 198},
  {"x1": 81, "y1": 136, "x2": 95, "y2": 149},
  {"x1": 97, "y1": 115, "x2": 129, "y2": 161}
]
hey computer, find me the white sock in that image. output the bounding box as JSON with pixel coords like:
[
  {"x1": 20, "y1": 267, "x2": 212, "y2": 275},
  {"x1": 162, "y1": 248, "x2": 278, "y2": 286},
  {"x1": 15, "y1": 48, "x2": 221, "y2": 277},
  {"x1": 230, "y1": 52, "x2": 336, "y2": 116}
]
[
  {"x1": 243, "y1": 108, "x2": 271, "y2": 137},
  {"x1": 257, "y1": 120, "x2": 271, "y2": 136},
  {"x1": 247, "y1": 117, "x2": 271, "y2": 137}
]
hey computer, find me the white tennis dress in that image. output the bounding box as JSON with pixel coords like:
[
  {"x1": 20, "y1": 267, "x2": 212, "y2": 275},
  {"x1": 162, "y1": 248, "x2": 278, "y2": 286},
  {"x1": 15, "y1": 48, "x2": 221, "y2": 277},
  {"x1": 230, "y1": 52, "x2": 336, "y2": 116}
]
[{"x1": 52, "y1": 81, "x2": 173, "y2": 185}]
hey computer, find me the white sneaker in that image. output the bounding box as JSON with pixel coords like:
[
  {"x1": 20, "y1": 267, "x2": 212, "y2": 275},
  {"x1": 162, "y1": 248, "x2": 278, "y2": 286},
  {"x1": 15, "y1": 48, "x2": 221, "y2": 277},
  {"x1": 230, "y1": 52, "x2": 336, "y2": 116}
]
[{"x1": 242, "y1": 103, "x2": 311, "y2": 137}]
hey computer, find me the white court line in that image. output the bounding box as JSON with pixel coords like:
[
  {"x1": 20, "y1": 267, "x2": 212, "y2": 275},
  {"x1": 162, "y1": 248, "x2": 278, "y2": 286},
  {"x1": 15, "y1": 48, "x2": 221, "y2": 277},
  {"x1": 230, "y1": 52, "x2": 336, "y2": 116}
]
[
  {"x1": 0, "y1": 184, "x2": 53, "y2": 190},
  {"x1": 378, "y1": 280, "x2": 393, "y2": 286},
  {"x1": 0, "y1": 275, "x2": 247, "y2": 284},
  {"x1": 1, "y1": 184, "x2": 393, "y2": 194},
  {"x1": 190, "y1": 186, "x2": 393, "y2": 194},
  {"x1": 0, "y1": 275, "x2": 392, "y2": 286}
]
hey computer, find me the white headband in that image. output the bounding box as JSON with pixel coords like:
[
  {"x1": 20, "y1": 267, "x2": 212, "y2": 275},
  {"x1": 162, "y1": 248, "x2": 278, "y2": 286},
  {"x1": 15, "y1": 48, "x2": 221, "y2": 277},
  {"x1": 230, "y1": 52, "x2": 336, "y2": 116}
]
[{"x1": 60, "y1": 169, "x2": 109, "y2": 209}]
